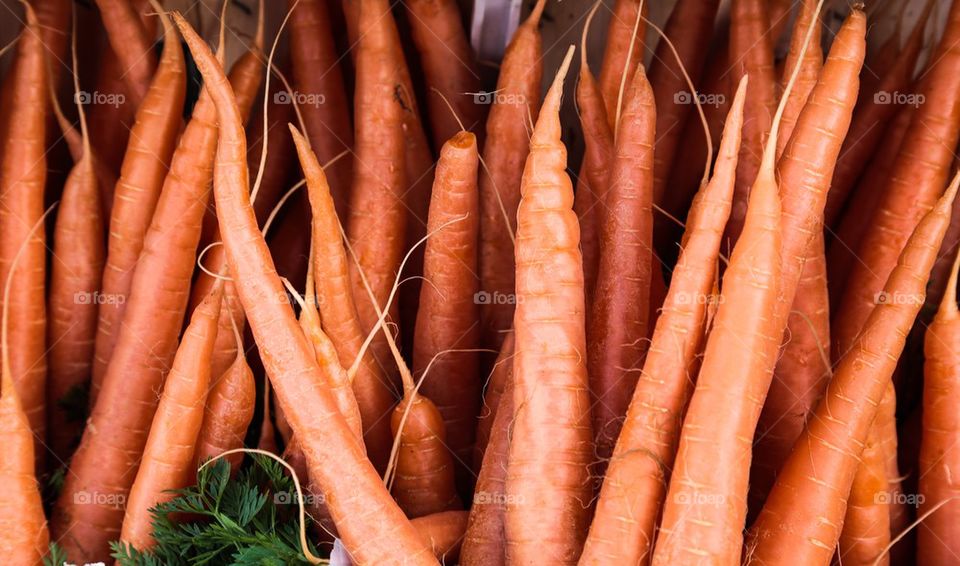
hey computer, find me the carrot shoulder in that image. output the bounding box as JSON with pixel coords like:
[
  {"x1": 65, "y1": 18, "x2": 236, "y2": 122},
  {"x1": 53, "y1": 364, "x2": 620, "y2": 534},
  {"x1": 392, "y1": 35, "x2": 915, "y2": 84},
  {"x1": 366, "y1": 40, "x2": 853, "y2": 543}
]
[
  {"x1": 504, "y1": 46, "x2": 593, "y2": 565},
  {"x1": 173, "y1": 14, "x2": 436, "y2": 564}
]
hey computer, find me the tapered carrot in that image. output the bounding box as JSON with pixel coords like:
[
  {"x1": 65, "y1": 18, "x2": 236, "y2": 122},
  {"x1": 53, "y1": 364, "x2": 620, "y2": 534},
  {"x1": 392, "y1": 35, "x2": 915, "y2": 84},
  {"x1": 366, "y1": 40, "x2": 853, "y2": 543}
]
[
  {"x1": 89, "y1": 8, "x2": 185, "y2": 401},
  {"x1": 413, "y1": 510, "x2": 469, "y2": 563},
  {"x1": 288, "y1": 0, "x2": 353, "y2": 219},
  {"x1": 0, "y1": 3, "x2": 49, "y2": 458},
  {"x1": 824, "y1": 1, "x2": 931, "y2": 228},
  {"x1": 172, "y1": 15, "x2": 436, "y2": 563},
  {"x1": 573, "y1": 4, "x2": 613, "y2": 305},
  {"x1": 745, "y1": 171, "x2": 960, "y2": 566},
  {"x1": 478, "y1": 0, "x2": 545, "y2": 356},
  {"x1": 412, "y1": 130, "x2": 481, "y2": 491},
  {"x1": 587, "y1": 62, "x2": 655, "y2": 465},
  {"x1": 503, "y1": 46, "x2": 592, "y2": 565},
  {"x1": 473, "y1": 331, "x2": 514, "y2": 470},
  {"x1": 725, "y1": 0, "x2": 776, "y2": 245},
  {"x1": 580, "y1": 75, "x2": 748, "y2": 566},
  {"x1": 648, "y1": 0, "x2": 720, "y2": 204},
  {"x1": 461, "y1": 350, "x2": 514, "y2": 566},
  {"x1": 46, "y1": 27, "x2": 105, "y2": 464},
  {"x1": 118, "y1": 285, "x2": 223, "y2": 552},
  {"x1": 0, "y1": 211, "x2": 51, "y2": 564},
  {"x1": 404, "y1": 0, "x2": 484, "y2": 147},
  {"x1": 93, "y1": 0, "x2": 156, "y2": 103},
  {"x1": 918, "y1": 251, "x2": 960, "y2": 564},
  {"x1": 597, "y1": 0, "x2": 646, "y2": 131},
  {"x1": 775, "y1": 0, "x2": 822, "y2": 159}
]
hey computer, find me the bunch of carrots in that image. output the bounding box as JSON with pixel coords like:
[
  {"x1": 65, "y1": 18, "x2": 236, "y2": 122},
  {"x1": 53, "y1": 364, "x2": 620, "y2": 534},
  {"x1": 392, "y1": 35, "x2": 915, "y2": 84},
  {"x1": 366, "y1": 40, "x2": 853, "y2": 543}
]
[{"x1": 2, "y1": 0, "x2": 960, "y2": 564}]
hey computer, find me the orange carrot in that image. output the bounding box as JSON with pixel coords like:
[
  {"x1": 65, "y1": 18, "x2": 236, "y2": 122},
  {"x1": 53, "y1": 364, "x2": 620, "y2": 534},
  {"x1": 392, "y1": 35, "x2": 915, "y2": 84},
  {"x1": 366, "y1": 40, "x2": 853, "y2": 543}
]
[
  {"x1": 775, "y1": 0, "x2": 822, "y2": 159},
  {"x1": 118, "y1": 285, "x2": 223, "y2": 552},
  {"x1": 93, "y1": 0, "x2": 156, "y2": 103},
  {"x1": 404, "y1": 0, "x2": 484, "y2": 147},
  {"x1": 472, "y1": 331, "x2": 513, "y2": 470},
  {"x1": 173, "y1": 14, "x2": 436, "y2": 563},
  {"x1": 413, "y1": 510, "x2": 470, "y2": 563},
  {"x1": 504, "y1": 46, "x2": 592, "y2": 564},
  {"x1": 478, "y1": 0, "x2": 545, "y2": 356},
  {"x1": 580, "y1": 75, "x2": 748, "y2": 566},
  {"x1": 745, "y1": 171, "x2": 960, "y2": 565},
  {"x1": 0, "y1": 2, "x2": 50, "y2": 459},
  {"x1": 89, "y1": 9, "x2": 185, "y2": 401},
  {"x1": 412, "y1": 131, "x2": 481, "y2": 490},
  {"x1": 918, "y1": 252, "x2": 960, "y2": 564},
  {"x1": 587, "y1": 62, "x2": 655, "y2": 464},
  {"x1": 597, "y1": 0, "x2": 646, "y2": 131}
]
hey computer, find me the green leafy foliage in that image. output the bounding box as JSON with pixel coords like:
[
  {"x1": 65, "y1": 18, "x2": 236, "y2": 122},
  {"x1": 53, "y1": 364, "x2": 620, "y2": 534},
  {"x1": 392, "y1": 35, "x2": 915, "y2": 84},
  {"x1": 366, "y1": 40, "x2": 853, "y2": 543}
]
[
  {"x1": 44, "y1": 542, "x2": 68, "y2": 566},
  {"x1": 111, "y1": 455, "x2": 322, "y2": 565}
]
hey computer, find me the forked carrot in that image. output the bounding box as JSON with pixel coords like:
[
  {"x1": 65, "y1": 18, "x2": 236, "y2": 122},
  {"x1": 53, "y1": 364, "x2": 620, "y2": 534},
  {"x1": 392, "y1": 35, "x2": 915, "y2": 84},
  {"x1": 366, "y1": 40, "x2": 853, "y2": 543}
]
[
  {"x1": 503, "y1": 46, "x2": 593, "y2": 565},
  {"x1": 0, "y1": 2, "x2": 50, "y2": 459},
  {"x1": 597, "y1": 0, "x2": 646, "y2": 131},
  {"x1": 587, "y1": 62, "x2": 655, "y2": 465},
  {"x1": 918, "y1": 251, "x2": 960, "y2": 563},
  {"x1": 745, "y1": 172, "x2": 960, "y2": 566},
  {"x1": 89, "y1": 8, "x2": 185, "y2": 401},
  {"x1": 173, "y1": 15, "x2": 436, "y2": 563},
  {"x1": 478, "y1": 0, "x2": 546, "y2": 356},
  {"x1": 580, "y1": 75, "x2": 748, "y2": 566},
  {"x1": 118, "y1": 285, "x2": 223, "y2": 552}
]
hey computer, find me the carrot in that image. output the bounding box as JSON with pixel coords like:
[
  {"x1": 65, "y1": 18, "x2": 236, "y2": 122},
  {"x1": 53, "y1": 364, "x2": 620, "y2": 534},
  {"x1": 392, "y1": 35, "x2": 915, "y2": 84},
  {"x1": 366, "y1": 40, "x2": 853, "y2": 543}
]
[
  {"x1": 404, "y1": 0, "x2": 484, "y2": 147},
  {"x1": 172, "y1": 14, "x2": 436, "y2": 563},
  {"x1": 744, "y1": 172, "x2": 960, "y2": 566},
  {"x1": 503, "y1": 45, "x2": 592, "y2": 565},
  {"x1": 597, "y1": 0, "x2": 646, "y2": 131},
  {"x1": 46, "y1": 22, "x2": 105, "y2": 464},
  {"x1": 473, "y1": 331, "x2": 514, "y2": 470},
  {"x1": 775, "y1": 0, "x2": 822, "y2": 159},
  {"x1": 478, "y1": 0, "x2": 546, "y2": 356},
  {"x1": 0, "y1": 2, "x2": 50, "y2": 459},
  {"x1": 33, "y1": 0, "x2": 71, "y2": 93},
  {"x1": 573, "y1": 3, "x2": 613, "y2": 305},
  {"x1": 724, "y1": 0, "x2": 777, "y2": 245},
  {"x1": 291, "y1": 123, "x2": 396, "y2": 473},
  {"x1": 766, "y1": 0, "x2": 793, "y2": 44},
  {"x1": 0, "y1": 210, "x2": 51, "y2": 564},
  {"x1": 648, "y1": 0, "x2": 721, "y2": 204},
  {"x1": 89, "y1": 8, "x2": 185, "y2": 402},
  {"x1": 918, "y1": 251, "x2": 960, "y2": 564},
  {"x1": 118, "y1": 284, "x2": 223, "y2": 552},
  {"x1": 587, "y1": 61, "x2": 655, "y2": 465},
  {"x1": 461, "y1": 336, "x2": 515, "y2": 566},
  {"x1": 824, "y1": 1, "x2": 931, "y2": 228},
  {"x1": 580, "y1": 75, "x2": 748, "y2": 566},
  {"x1": 288, "y1": 0, "x2": 353, "y2": 219},
  {"x1": 412, "y1": 130, "x2": 481, "y2": 491},
  {"x1": 413, "y1": 510, "x2": 469, "y2": 562},
  {"x1": 93, "y1": 0, "x2": 156, "y2": 103}
]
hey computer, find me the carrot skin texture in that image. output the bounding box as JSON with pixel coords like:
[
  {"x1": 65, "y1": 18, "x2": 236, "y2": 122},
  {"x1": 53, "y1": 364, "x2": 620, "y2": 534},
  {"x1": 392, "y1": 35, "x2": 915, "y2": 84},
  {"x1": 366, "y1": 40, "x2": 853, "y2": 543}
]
[
  {"x1": 473, "y1": 331, "x2": 514, "y2": 470},
  {"x1": 478, "y1": 8, "x2": 543, "y2": 355},
  {"x1": 745, "y1": 175, "x2": 960, "y2": 566},
  {"x1": 119, "y1": 288, "x2": 222, "y2": 551},
  {"x1": 89, "y1": 19, "x2": 186, "y2": 404},
  {"x1": 774, "y1": 0, "x2": 822, "y2": 160},
  {"x1": 587, "y1": 65, "x2": 655, "y2": 465},
  {"x1": 504, "y1": 49, "x2": 593, "y2": 565},
  {"x1": 918, "y1": 258, "x2": 960, "y2": 564},
  {"x1": 194, "y1": 352, "x2": 255, "y2": 472},
  {"x1": 404, "y1": 0, "x2": 484, "y2": 147},
  {"x1": 413, "y1": 510, "x2": 470, "y2": 563},
  {"x1": 597, "y1": 0, "x2": 646, "y2": 131},
  {"x1": 173, "y1": 15, "x2": 437, "y2": 564},
  {"x1": 288, "y1": 0, "x2": 354, "y2": 219},
  {"x1": 0, "y1": 4, "x2": 49, "y2": 458},
  {"x1": 413, "y1": 132, "x2": 481, "y2": 491},
  {"x1": 579, "y1": 75, "x2": 747, "y2": 566},
  {"x1": 93, "y1": 0, "x2": 156, "y2": 103},
  {"x1": 725, "y1": 0, "x2": 776, "y2": 245}
]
